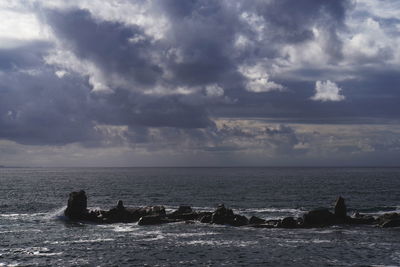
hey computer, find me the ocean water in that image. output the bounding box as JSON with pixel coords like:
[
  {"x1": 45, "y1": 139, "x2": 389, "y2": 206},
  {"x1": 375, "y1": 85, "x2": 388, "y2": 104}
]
[{"x1": 0, "y1": 167, "x2": 400, "y2": 266}]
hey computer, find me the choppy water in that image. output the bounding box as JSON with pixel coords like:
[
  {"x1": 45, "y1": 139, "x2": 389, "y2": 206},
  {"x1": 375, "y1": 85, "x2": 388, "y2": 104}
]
[{"x1": 1, "y1": 167, "x2": 400, "y2": 266}]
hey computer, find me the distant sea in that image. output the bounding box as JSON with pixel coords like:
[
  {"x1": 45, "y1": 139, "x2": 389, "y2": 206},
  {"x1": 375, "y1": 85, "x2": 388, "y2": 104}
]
[{"x1": 1, "y1": 167, "x2": 399, "y2": 266}]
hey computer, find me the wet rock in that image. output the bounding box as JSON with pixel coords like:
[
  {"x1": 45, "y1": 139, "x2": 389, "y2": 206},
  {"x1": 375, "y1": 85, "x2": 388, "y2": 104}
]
[
  {"x1": 103, "y1": 202, "x2": 133, "y2": 223},
  {"x1": 381, "y1": 219, "x2": 400, "y2": 228},
  {"x1": 231, "y1": 215, "x2": 249, "y2": 226},
  {"x1": 303, "y1": 208, "x2": 336, "y2": 227},
  {"x1": 198, "y1": 212, "x2": 212, "y2": 223},
  {"x1": 117, "y1": 200, "x2": 124, "y2": 210},
  {"x1": 249, "y1": 216, "x2": 266, "y2": 225},
  {"x1": 138, "y1": 215, "x2": 170, "y2": 226},
  {"x1": 377, "y1": 213, "x2": 400, "y2": 225},
  {"x1": 168, "y1": 205, "x2": 198, "y2": 221},
  {"x1": 64, "y1": 190, "x2": 89, "y2": 220},
  {"x1": 174, "y1": 205, "x2": 193, "y2": 214},
  {"x1": 378, "y1": 213, "x2": 400, "y2": 228},
  {"x1": 346, "y1": 213, "x2": 376, "y2": 225},
  {"x1": 334, "y1": 196, "x2": 347, "y2": 219},
  {"x1": 279, "y1": 217, "x2": 298, "y2": 228},
  {"x1": 140, "y1": 206, "x2": 166, "y2": 217},
  {"x1": 211, "y1": 204, "x2": 234, "y2": 225}
]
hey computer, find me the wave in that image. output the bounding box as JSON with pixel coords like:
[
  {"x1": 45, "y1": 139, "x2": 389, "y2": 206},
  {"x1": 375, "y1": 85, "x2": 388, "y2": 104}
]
[{"x1": 353, "y1": 206, "x2": 400, "y2": 215}]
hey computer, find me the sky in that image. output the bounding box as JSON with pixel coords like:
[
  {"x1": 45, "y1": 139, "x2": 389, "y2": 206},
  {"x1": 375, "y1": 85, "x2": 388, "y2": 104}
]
[{"x1": 0, "y1": 0, "x2": 400, "y2": 167}]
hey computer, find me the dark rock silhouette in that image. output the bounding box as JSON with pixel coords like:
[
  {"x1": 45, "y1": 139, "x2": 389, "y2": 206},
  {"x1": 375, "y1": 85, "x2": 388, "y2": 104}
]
[
  {"x1": 377, "y1": 213, "x2": 400, "y2": 228},
  {"x1": 64, "y1": 190, "x2": 88, "y2": 220},
  {"x1": 167, "y1": 205, "x2": 198, "y2": 221},
  {"x1": 138, "y1": 215, "x2": 170, "y2": 226},
  {"x1": 381, "y1": 218, "x2": 400, "y2": 228},
  {"x1": 279, "y1": 217, "x2": 298, "y2": 228},
  {"x1": 198, "y1": 212, "x2": 212, "y2": 223},
  {"x1": 303, "y1": 208, "x2": 337, "y2": 227},
  {"x1": 347, "y1": 212, "x2": 375, "y2": 225},
  {"x1": 62, "y1": 191, "x2": 400, "y2": 229},
  {"x1": 334, "y1": 196, "x2": 347, "y2": 219},
  {"x1": 211, "y1": 204, "x2": 234, "y2": 225},
  {"x1": 249, "y1": 216, "x2": 266, "y2": 225}
]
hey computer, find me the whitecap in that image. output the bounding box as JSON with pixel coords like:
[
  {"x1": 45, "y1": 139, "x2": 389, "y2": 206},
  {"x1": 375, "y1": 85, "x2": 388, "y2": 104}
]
[
  {"x1": 44, "y1": 206, "x2": 68, "y2": 221},
  {"x1": 181, "y1": 240, "x2": 258, "y2": 247},
  {"x1": 46, "y1": 238, "x2": 115, "y2": 245}
]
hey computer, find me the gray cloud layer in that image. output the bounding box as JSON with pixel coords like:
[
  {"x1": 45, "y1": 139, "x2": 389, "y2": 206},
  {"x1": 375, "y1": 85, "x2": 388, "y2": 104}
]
[{"x1": 0, "y1": 0, "x2": 400, "y2": 166}]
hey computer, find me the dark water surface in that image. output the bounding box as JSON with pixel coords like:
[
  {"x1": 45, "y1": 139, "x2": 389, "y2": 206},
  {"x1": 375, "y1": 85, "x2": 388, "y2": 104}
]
[{"x1": 1, "y1": 167, "x2": 399, "y2": 266}]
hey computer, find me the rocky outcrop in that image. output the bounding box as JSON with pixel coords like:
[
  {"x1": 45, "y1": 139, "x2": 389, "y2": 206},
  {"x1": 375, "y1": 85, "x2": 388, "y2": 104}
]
[
  {"x1": 303, "y1": 208, "x2": 337, "y2": 227},
  {"x1": 138, "y1": 215, "x2": 171, "y2": 226},
  {"x1": 346, "y1": 212, "x2": 376, "y2": 225},
  {"x1": 63, "y1": 191, "x2": 400, "y2": 229},
  {"x1": 64, "y1": 190, "x2": 89, "y2": 220},
  {"x1": 209, "y1": 204, "x2": 249, "y2": 226},
  {"x1": 249, "y1": 216, "x2": 266, "y2": 225},
  {"x1": 278, "y1": 217, "x2": 299, "y2": 228},
  {"x1": 167, "y1": 205, "x2": 198, "y2": 221},
  {"x1": 334, "y1": 196, "x2": 347, "y2": 219}
]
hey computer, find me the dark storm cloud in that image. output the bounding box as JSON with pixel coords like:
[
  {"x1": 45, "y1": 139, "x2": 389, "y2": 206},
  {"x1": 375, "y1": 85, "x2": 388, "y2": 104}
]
[
  {"x1": 90, "y1": 89, "x2": 214, "y2": 128},
  {"x1": 253, "y1": 0, "x2": 348, "y2": 41},
  {"x1": 44, "y1": 8, "x2": 162, "y2": 86},
  {"x1": 0, "y1": 41, "x2": 51, "y2": 71},
  {"x1": 0, "y1": 69, "x2": 99, "y2": 145}
]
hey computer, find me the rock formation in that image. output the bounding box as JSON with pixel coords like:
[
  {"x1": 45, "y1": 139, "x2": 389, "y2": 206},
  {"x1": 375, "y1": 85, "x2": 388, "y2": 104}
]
[{"x1": 63, "y1": 191, "x2": 400, "y2": 229}]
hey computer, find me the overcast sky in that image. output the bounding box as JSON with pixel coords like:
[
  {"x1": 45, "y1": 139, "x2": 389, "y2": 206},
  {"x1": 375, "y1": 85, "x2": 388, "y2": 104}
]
[{"x1": 0, "y1": 0, "x2": 400, "y2": 167}]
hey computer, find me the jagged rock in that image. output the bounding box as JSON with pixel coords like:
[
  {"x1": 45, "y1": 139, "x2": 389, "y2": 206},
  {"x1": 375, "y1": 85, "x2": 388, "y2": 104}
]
[
  {"x1": 140, "y1": 206, "x2": 166, "y2": 217},
  {"x1": 62, "y1": 191, "x2": 400, "y2": 230},
  {"x1": 117, "y1": 200, "x2": 124, "y2": 210},
  {"x1": 279, "y1": 217, "x2": 298, "y2": 228},
  {"x1": 64, "y1": 190, "x2": 89, "y2": 220},
  {"x1": 249, "y1": 216, "x2": 266, "y2": 225},
  {"x1": 303, "y1": 208, "x2": 337, "y2": 227},
  {"x1": 204, "y1": 204, "x2": 250, "y2": 226},
  {"x1": 138, "y1": 215, "x2": 170, "y2": 225},
  {"x1": 334, "y1": 196, "x2": 347, "y2": 219},
  {"x1": 198, "y1": 212, "x2": 212, "y2": 223},
  {"x1": 211, "y1": 204, "x2": 234, "y2": 225},
  {"x1": 231, "y1": 215, "x2": 249, "y2": 226},
  {"x1": 168, "y1": 205, "x2": 198, "y2": 221}
]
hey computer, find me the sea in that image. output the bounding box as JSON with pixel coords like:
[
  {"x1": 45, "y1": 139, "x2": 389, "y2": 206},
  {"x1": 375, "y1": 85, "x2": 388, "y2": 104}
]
[{"x1": 0, "y1": 167, "x2": 399, "y2": 266}]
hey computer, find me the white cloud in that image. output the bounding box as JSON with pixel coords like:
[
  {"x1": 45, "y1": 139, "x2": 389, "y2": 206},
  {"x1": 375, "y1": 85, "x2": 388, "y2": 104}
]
[
  {"x1": 311, "y1": 80, "x2": 345, "y2": 102},
  {"x1": 239, "y1": 64, "x2": 284, "y2": 93},
  {"x1": 205, "y1": 84, "x2": 224, "y2": 97}
]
